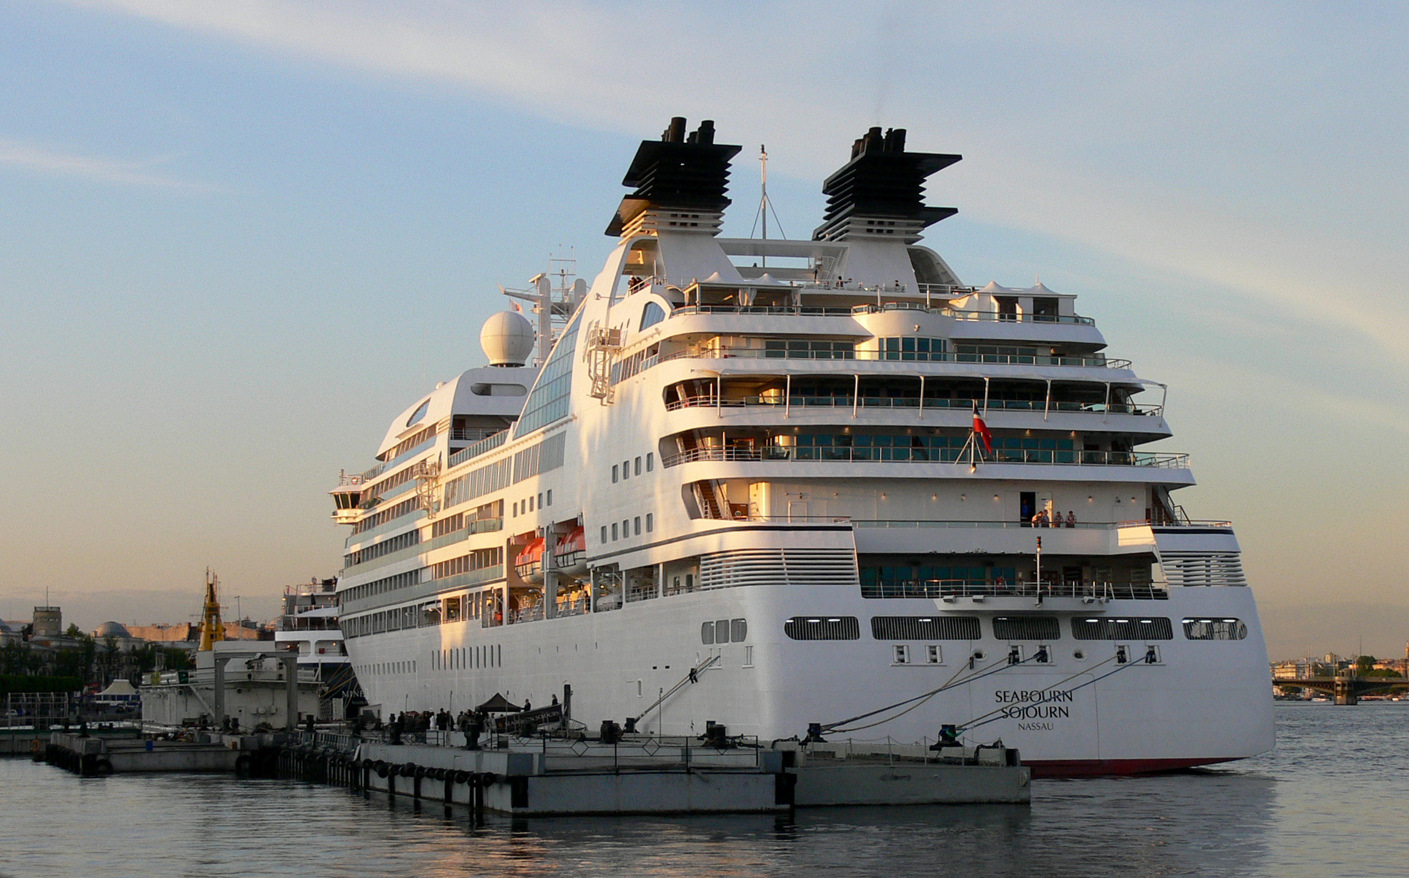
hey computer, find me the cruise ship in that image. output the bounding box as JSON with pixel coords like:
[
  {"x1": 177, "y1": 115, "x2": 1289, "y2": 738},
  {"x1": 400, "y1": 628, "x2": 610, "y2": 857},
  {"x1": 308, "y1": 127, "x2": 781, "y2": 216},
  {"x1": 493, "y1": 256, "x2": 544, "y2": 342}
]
[{"x1": 330, "y1": 118, "x2": 1274, "y2": 775}]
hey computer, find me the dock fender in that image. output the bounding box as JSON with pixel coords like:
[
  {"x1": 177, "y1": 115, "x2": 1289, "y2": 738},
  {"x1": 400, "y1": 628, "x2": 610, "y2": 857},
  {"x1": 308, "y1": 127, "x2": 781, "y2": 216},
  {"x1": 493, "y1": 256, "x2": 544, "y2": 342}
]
[
  {"x1": 235, "y1": 754, "x2": 253, "y2": 777},
  {"x1": 93, "y1": 757, "x2": 113, "y2": 776},
  {"x1": 404, "y1": 762, "x2": 418, "y2": 778},
  {"x1": 381, "y1": 762, "x2": 394, "y2": 778},
  {"x1": 453, "y1": 770, "x2": 470, "y2": 784}
]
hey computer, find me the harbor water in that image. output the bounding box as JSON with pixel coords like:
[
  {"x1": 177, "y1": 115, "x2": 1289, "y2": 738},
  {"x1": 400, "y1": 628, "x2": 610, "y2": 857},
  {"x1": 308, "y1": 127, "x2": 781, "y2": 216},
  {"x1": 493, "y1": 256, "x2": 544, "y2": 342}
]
[{"x1": 2, "y1": 702, "x2": 1405, "y2": 878}]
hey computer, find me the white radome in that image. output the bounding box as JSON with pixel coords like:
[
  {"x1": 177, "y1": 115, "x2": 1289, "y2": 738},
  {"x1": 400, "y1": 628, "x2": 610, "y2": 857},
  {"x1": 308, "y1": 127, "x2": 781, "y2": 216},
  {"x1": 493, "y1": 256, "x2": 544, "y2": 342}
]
[{"x1": 480, "y1": 310, "x2": 535, "y2": 366}]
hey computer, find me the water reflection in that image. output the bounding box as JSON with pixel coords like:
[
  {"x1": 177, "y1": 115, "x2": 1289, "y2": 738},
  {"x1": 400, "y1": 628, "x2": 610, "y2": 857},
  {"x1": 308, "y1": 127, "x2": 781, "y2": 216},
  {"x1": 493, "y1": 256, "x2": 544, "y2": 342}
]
[{"x1": 3, "y1": 705, "x2": 1407, "y2": 878}]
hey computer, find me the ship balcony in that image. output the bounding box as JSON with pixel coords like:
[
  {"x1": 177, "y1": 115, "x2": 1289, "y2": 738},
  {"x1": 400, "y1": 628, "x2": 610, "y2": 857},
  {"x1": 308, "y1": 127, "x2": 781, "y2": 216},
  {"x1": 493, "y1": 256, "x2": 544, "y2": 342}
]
[
  {"x1": 666, "y1": 299, "x2": 1096, "y2": 328},
  {"x1": 665, "y1": 445, "x2": 1188, "y2": 470},
  {"x1": 849, "y1": 518, "x2": 1168, "y2": 556},
  {"x1": 665, "y1": 397, "x2": 1161, "y2": 422},
  {"x1": 862, "y1": 577, "x2": 1167, "y2": 602},
  {"x1": 657, "y1": 345, "x2": 1130, "y2": 371}
]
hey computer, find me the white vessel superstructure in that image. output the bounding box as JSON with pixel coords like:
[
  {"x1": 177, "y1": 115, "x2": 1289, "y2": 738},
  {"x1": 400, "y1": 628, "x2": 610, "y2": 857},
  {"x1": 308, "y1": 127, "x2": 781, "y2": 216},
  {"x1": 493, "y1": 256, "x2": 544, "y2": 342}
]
[{"x1": 330, "y1": 119, "x2": 1274, "y2": 775}]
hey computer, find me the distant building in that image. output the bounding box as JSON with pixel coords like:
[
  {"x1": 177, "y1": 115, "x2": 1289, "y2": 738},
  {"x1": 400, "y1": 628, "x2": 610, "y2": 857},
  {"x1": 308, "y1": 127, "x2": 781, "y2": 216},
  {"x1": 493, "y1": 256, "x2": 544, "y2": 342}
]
[{"x1": 31, "y1": 606, "x2": 62, "y2": 638}]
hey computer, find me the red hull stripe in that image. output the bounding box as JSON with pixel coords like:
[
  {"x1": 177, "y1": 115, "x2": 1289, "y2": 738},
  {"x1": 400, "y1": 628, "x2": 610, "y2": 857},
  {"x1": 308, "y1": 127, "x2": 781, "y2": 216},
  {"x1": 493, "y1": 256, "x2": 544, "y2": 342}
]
[{"x1": 1025, "y1": 757, "x2": 1238, "y2": 778}]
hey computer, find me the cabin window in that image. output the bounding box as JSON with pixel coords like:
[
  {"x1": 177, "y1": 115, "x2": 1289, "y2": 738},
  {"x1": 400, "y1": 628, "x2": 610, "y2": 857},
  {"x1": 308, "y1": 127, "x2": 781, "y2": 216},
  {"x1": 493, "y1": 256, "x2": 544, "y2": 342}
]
[
  {"x1": 1183, "y1": 618, "x2": 1248, "y2": 640},
  {"x1": 784, "y1": 616, "x2": 861, "y2": 641}
]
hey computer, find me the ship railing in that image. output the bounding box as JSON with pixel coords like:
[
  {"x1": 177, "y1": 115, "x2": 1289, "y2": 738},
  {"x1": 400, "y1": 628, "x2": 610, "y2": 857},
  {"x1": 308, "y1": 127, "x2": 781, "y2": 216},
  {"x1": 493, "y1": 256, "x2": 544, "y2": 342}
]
[
  {"x1": 665, "y1": 394, "x2": 1160, "y2": 417},
  {"x1": 861, "y1": 578, "x2": 1169, "y2": 601},
  {"x1": 656, "y1": 347, "x2": 1130, "y2": 369},
  {"x1": 851, "y1": 519, "x2": 1108, "y2": 530},
  {"x1": 359, "y1": 461, "x2": 387, "y2": 482},
  {"x1": 553, "y1": 597, "x2": 589, "y2": 617},
  {"x1": 447, "y1": 430, "x2": 509, "y2": 469},
  {"x1": 552, "y1": 549, "x2": 585, "y2": 568},
  {"x1": 672, "y1": 304, "x2": 861, "y2": 318},
  {"x1": 1148, "y1": 518, "x2": 1234, "y2": 529},
  {"x1": 466, "y1": 517, "x2": 504, "y2": 535},
  {"x1": 669, "y1": 295, "x2": 1097, "y2": 326},
  {"x1": 665, "y1": 446, "x2": 1188, "y2": 469},
  {"x1": 509, "y1": 604, "x2": 546, "y2": 625},
  {"x1": 536, "y1": 734, "x2": 768, "y2": 773},
  {"x1": 946, "y1": 309, "x2": 1095, "y2": 326}
]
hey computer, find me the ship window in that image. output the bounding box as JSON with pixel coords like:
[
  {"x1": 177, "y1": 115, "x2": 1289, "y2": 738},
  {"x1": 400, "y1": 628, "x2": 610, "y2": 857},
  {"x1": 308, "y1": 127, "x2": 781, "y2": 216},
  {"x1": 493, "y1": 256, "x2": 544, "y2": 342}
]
[
  {"x1": 715, "y1": 619, "x2": 731, "y2": 643},
  {"x1": 646, "y1": 452, "x2": 654, "y2": 472},
  {"x1": 622, "y1": 459, "x2": 630, "y2": 479},
  {"x1": 729, "y1": 618, "x2": 746, "y2": 642},
  {"x1": 634, "y1": 457, "x2": 642, "y2": 476},
  {"x1": 612, "y1": 465, "x2": 618, "y2": 483},
  {"x1": 546, "y1": 490, "x2": 552, "y2": 506},
  {"x1": 894, "y1": 645, "x2": 910, "y2": 664},
  {"x1": 634, "y1": 516, "x2": 641, "y2": 536},
  {"x1": 701, "y1": 622, "x2": 715, "y2": 645},
  {"x1": 622, "y1": 519, "x2": 629, "y2": 538},
  {"x1": 784, "y1": 616, "x2": 861, "y2": 641},
  {"x1": 1182, "y1": 618, "x2": 1248, "y2": 640},
  {"x1": 515, "y1": 307, "x2": 584, "y2": 438},
  {"x1": 870, "y1": 616, "x2": 981, "y2": 640},
  {"x1": 405, "y1": 398, "x2": 431, "y2": 427},
  {"x1": 993, "y1": 616, "x2": 1062, "y2": 640},
  {"x1": 611, "y1": 523, "x2": 618, "y2": 541},
  {"x1": 646, "y1": 513, "x2": 653, "y2": 533},
  {"x1": 640, "y1": 301, "x2": 667, "y2": 330},
  {"x1": 1072, "y1": 617, "x2": 1174, "y2": 640}
]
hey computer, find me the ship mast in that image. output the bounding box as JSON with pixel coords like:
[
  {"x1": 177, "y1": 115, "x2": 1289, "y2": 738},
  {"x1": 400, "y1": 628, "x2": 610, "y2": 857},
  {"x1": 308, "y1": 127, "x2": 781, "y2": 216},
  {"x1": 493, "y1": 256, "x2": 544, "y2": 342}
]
[{"x1": 198, "y1": 568, "x2": 225, "y2": 651}]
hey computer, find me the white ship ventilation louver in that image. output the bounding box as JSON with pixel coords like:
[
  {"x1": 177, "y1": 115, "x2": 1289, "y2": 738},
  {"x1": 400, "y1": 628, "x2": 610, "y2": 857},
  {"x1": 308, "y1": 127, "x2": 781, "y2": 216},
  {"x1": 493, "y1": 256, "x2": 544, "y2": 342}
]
[
  {"x1": 699, "y1": 548, "x2": 858, "y2": 590},
  {"x1": 1160, "y1": 551, "x2": 1248, "y2": 587}
]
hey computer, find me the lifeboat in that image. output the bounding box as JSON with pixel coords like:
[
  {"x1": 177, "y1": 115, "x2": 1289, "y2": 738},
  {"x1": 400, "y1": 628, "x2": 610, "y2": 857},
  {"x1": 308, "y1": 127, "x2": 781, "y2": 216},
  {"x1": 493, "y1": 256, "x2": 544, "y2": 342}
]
[
  {"x1": 552, "y1": 526, "x2": 587, "y2": 574},
  {"x1": 513, "y1": 536, "x2": 545, "y2": 583}
]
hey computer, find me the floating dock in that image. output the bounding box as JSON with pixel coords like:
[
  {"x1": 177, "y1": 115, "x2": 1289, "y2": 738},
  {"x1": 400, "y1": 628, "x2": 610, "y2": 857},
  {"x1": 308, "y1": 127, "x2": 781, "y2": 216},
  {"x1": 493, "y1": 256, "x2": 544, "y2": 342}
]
[
  {"x1": 41, "y1": 731, "x2": 280, "y2": 776},
  {"x1": 283, "y1": 734, "x2": 1029, "y2": 814},
  {"x1": 39, "y1": 729, "x2": 1030, "y2": 811}
]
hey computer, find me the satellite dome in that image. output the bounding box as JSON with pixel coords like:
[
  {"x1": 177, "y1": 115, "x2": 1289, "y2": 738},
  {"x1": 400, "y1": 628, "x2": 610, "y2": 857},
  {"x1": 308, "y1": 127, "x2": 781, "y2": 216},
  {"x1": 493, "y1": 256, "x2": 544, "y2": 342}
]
[
  {"x1": 480, "y1": 311, "x2": 535, "y2": 367},
  {"x1": 95, "y1": 621, "x2": 131, "y2": 639}
]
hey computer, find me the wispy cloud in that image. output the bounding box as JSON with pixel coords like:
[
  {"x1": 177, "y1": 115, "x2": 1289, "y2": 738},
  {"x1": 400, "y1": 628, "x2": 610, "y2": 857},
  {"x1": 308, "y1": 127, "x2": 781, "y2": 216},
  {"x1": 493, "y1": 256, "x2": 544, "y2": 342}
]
[
  {"x1": 0, "y1": 139, "x2": 211, "y2": 191},
  {"x1": 52, "y1": 0, "x2": 1409, "y2": 374}
]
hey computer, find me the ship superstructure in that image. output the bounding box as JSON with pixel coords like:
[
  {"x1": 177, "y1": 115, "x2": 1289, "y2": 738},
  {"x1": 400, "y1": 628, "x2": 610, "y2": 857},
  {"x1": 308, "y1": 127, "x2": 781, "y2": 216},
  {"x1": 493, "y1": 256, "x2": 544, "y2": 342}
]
[{"x1": 330, "y1": 119, "x2": 1274, "y2": 774}]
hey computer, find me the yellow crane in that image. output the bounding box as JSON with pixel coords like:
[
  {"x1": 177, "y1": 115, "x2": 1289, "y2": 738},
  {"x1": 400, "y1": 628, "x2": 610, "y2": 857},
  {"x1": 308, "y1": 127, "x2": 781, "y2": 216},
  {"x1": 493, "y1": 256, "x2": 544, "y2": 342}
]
[{"x1": 197, "y1": 568, "x2": 225, "y2": 651}]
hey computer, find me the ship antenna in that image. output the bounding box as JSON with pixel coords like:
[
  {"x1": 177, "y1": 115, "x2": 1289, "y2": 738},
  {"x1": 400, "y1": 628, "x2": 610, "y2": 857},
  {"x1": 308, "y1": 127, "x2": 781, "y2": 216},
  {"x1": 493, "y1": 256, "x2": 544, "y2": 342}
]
[{"x1": 750, "y1": 144, "x2": 788, "y2": 264}]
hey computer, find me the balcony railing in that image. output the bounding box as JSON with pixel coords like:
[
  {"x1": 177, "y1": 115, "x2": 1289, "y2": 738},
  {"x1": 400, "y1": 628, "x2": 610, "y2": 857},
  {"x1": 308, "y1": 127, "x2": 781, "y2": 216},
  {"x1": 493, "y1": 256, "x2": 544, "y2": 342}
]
[
  {"x1": 862, "y1": 578, "x2": 1168, "y2": 601},
  {"x1": 447, "y1": 430, "x2": 509, "y2": 468},
  {"x1": 666, "y1": 395, "x2": 1161, "y2": 417},
  {"x1": 658, "y1": 347, "x2": 1130, "y2": 369},
  {"x1": 664, "y1": 446, "x2": 1188, "y2": 468},
  {"x1": 666, "y1": 302, "x2": 1095, "y2": 326}
]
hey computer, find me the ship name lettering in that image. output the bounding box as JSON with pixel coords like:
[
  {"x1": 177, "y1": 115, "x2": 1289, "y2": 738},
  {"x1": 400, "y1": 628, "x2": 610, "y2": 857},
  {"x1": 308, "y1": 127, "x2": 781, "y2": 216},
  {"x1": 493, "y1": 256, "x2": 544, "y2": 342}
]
[{"x1": 993, "y1": 689, "x2": 1074, "y2": 705}]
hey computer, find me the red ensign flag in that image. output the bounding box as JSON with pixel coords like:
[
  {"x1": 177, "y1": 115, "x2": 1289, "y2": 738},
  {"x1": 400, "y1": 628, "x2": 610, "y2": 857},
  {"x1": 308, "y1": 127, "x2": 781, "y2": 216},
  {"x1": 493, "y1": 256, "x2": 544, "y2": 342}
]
[{"x1": 972, "y1": 404, "x2": 993, "y2": 454}]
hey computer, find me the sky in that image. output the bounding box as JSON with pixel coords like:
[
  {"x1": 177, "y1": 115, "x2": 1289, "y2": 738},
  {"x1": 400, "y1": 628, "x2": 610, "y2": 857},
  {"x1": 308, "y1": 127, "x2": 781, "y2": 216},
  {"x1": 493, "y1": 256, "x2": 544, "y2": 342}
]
[{"x1": 1, "y1": 1, "x2": 1405, "y2": 660}]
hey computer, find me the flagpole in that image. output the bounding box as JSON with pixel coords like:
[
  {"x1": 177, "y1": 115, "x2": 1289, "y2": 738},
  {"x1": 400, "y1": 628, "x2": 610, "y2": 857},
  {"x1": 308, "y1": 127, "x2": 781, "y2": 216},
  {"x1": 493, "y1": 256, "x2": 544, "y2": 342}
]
[{"x1": 1035, "y1": 535, "x2": 1043, "y2": 603}]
